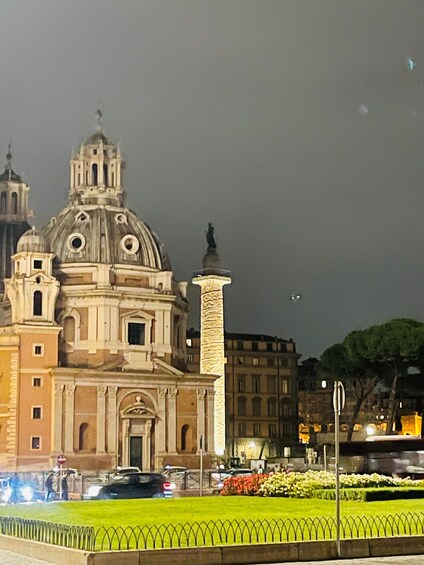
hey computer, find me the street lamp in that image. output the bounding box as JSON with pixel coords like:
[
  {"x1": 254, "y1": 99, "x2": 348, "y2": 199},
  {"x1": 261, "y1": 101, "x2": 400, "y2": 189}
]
[{"x1": 333, "y1": 380, "x2": 345, "y2": 558}]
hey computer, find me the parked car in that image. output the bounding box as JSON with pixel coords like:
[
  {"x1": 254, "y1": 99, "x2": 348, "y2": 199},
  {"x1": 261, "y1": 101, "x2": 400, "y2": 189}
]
[{"x1": 84, "y1": 472, "x2": 174, "y2": 500}]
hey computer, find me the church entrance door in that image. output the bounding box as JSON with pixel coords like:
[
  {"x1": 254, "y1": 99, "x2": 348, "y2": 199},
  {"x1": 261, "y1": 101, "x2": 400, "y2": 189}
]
[{"x1": 130, "y1": 436, "x2": 143, "y2": 468}]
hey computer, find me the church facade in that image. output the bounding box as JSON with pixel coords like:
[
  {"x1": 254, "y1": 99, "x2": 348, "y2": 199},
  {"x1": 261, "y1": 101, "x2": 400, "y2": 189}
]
[{"x1": 0, "y1": 128, "x2": 217, "y2": 472}]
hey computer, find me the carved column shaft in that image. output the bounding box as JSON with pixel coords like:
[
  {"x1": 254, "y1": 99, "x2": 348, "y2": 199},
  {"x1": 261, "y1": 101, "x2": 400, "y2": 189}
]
[
  {"x1": 107, "y1": 387, "x2": 118, "y2": 456},
  {"x1": 168, "y1": 388, "x2": 178, "y2": 454}
]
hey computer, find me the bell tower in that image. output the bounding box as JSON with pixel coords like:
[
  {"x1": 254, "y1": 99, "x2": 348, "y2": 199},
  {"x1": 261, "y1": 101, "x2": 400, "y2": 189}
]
[
  {"x1": 6, "y1": 228, "x2": 59, "y2": 325},
  {"x1": 0, "y1": 145, "x2": 31, "y2": 297}
]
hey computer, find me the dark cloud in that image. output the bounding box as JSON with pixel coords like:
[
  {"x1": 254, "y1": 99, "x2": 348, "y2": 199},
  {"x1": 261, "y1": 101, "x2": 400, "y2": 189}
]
[{"x1": 1, "y1": 0, "x2": 424, "y2": 356}]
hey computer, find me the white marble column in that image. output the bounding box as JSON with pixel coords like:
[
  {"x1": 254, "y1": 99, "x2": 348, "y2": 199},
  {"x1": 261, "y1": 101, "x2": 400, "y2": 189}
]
[
  {"x1": 53, "y1": 384, "x2": 64, "y2": 453},
  {"x1": 167, "y1": 388, "x2": 178, "y2": 454},
  {"x1": 207, "y1": 388, "x2": 215, "y2": 454},
  {"x1": 96, "y1": 386, "x2": 107, "y2": 454},
  {"x1": 107, "y1": 386, "x2": 118, "y2": 456},
  {"x1": 64, "y1": 384, "x2": 75, "y2": 454},
  {"x1": 196, "y1": 388, "x2": 206, "y2": 454}
]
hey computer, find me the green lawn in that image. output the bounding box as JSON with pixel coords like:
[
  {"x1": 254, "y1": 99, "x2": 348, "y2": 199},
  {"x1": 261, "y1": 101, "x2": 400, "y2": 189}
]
[{"x1": 0, "y1": 496, "x2": 422, "y2": 528}]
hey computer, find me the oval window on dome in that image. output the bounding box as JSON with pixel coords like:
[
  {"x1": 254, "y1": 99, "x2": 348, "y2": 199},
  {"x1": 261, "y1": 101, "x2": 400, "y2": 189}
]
[
  {"x1": 67, "y1": 233, "x2": 86, "y2": 252},
  {"x1": 115, "y1": 213, "x2": 127, "y2": 224},
  {"x1": 120, "y1": 235, "x2": 139, "y2": 255}
]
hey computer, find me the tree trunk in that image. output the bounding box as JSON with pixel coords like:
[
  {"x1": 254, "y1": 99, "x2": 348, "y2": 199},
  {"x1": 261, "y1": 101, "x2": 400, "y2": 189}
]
[{"x1": 386, "y1": 370, "x2": 399, "y2": 435}]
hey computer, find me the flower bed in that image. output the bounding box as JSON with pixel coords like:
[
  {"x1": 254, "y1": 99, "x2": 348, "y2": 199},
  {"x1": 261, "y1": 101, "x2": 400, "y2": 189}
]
[{"x1": 220, "y1": 470, "x2": 424, "y2": 498}]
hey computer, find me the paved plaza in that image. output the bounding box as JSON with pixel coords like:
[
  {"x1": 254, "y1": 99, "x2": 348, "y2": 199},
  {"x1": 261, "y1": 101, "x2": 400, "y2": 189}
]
[
  {"x1": 255, "y1": 556, "x2": 424, "y2": 565},
  {"x1": 0, "y1": 549, "x2": 50, "y2": 564}
]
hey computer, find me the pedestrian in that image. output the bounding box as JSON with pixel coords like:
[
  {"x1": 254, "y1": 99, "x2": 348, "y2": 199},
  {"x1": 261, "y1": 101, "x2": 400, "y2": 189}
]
[
  {"x1": 45, "y1": 473, "x2": 55, "y2": 501},
  {"x1": 258, "y1": 464, "x2": 264, "y2": 475},
  {"x1": 61, "y1": 472, "x2": 69, "y2": 501},
  {"x1": 9, "y1": 473, "x2": 20, "y2": 504}
]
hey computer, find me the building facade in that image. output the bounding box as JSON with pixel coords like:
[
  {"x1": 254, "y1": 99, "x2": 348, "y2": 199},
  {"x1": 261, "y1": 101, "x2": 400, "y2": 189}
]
[
  {"x1": 187, "y1": 330, "x2": 299, "y2": 463},
  {"x1": 0, "y1": 127, "x2": 217, "y2": 472}
]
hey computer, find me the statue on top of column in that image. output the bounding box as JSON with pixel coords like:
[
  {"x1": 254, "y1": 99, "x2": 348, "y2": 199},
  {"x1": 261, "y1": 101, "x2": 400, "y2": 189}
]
[{"x1": 206, "y1": 222, "x2": 217, "y2": 251}]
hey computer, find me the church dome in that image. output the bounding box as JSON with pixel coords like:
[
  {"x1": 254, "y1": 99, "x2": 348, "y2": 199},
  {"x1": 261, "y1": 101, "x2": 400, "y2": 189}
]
[
  {"x1": 41, "y1": 125, "x2": 171, "y2": 270},
  {"x1": 42, "y1": 205, "x2": 170, "y2": 269},
  {"x1": 17, "y1": 227, "x2": 50, "y2": 253}
]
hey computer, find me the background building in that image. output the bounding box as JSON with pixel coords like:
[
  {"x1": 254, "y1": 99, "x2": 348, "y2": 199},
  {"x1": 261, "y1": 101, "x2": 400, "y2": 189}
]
[{"x1": 187, "y1": 330, "x2": 299, "y2": 464}]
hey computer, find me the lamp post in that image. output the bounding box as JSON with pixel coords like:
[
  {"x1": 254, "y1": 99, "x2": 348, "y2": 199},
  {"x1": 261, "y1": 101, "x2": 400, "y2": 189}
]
[{"x1": 333, "y1": 380, "x2": 345, "y2": 558}]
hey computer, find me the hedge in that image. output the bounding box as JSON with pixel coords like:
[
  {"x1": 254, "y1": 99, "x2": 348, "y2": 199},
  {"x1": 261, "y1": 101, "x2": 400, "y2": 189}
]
[{"x1": 313, "y1": 487, "x2": 424, "y2": 502}]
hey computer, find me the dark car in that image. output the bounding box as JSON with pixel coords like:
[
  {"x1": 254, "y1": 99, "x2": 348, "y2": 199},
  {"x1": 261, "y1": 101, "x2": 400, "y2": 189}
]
[{"x1": 84, "y1": 472, "x2": 174, "y2": 500}]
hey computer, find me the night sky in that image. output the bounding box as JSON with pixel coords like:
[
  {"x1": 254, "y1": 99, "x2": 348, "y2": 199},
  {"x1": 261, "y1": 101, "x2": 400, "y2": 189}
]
[{"x1": 1, "y1": 1, "x2": 424, "y2": 358}]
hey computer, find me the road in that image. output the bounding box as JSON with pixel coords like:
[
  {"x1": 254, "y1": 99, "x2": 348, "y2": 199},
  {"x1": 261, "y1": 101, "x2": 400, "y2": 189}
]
[{"x1": 255, "y1": 556, "x2": 424, "y2": 565}]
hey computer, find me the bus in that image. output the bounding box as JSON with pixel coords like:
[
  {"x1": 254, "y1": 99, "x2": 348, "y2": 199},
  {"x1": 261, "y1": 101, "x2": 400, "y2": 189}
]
[{"x1": 339, "y1": 435, "x2": 424, "y2": 477}]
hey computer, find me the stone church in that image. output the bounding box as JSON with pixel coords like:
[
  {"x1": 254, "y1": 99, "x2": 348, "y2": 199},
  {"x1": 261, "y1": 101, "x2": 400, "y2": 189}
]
[{"x1": 0, "y1": 126, "x2": 217, "y2": 472}]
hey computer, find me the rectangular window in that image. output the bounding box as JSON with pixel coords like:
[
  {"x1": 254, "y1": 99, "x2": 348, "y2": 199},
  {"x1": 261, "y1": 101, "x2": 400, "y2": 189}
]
[
  {"x1": 252, "y1": 358, "x2": 259, "y2": 366},
  {"x1": 267, "y1": 358, "x2": 274, "y2": 367},
  {"x1": 237, "y1": 341, "x2": 244, "y2": 350},
  {"x1": 280, "y1": 359, "x2": 289, "y2": 367},
  {"x1": 253, "y1": 423, "x2": 261, "y2": 436},
  {"x1": 187, "y1": 354, "x2": 194, "y2": 363},
  {"x1": 252, "y1": 342, "x2": 258, "y2": 351},
  {"x1": 33, "y1": 344, "x2": 44, "y2": 356},
  {"x1": 267, "y1": 343, "x2": 273, "y2": 352},
  {"x1": 32, "y1": 377, "x2": 42, "y2": 387},
  {"x1": 31, "y1": 437, "x2": 41, "y2": 450},
  {"x1": 238, "y1": 423, "x2": 246, "y2": 437},
  {"x1": 237, "y1": 376, "x2": 245, "y2": 393},
  {"x1": 32, "y1": 407, "x2": 42, "y2": 419},
  {"x1": 281, "y1": 379, "x2": 289, "y2": 394},
  {"x1": 128, "y1": 322, "x2": 145, "y2": 345},
  {"x1": 283, "y1": 424, "x2": 291, "y2": 436},
  {"x1": 252, "y1": 375, "x2": 260, "y2": 394},
  {"x1": 269, "y1": 424, "x2": 277, "y2": 437},
  {"x1": 238, "y1": 357, "x2": 244, "y2": 365},
  {"x1": 267, "y1": 376, "x2": 276, "y2": 394},
  {"x1": 33, "y1": 260, "x2": 43, "y2": 270}
]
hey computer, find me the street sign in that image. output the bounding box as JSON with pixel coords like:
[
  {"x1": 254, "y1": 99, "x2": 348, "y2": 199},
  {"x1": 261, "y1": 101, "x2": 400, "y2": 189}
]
[{"x1": 57, "y1": 454, "x2": 67, "y2": 466}]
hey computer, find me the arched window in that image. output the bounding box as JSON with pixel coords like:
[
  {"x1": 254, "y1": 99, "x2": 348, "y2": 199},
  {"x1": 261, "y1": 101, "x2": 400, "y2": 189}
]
[
  {"x1": 79, "y1": 423, "x2": 89, "y2": 451},
  {"x1": 92, "y1": 163, "x2": 98, "y2": 185},
  {"x1": 33, "y1": 291, "x2": 42, "y2": 316},
  {"x1": 103, "y1": 164, "x2": 108, "y2": 186},
  {"x1": 181, "y1": 424, "x2": 190, "y2": 451},
  {"x1": 63, "y1": 316, "x2": 75, "y2": 342},
  {"x1": 0, "y1": 192, "x2": 7, "y2": 213},
  {"x1": 252, "y1": 396, "x2": 262, "y2": 417},
  {"x1": 268, "y1": 397, "x2": 277, "y2": 417},
  {"x1": 237, "y1": 396, "x2": 247, "y2": 417},
  {"x1": 11, "y1": 192, "x2": 17, "y2": 214}
]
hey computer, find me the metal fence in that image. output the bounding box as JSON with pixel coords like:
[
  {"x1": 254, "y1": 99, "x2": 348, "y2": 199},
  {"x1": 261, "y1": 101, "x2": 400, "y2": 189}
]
[{"x1": 1, "y1": 512, "x2": 424, "y2": 551}]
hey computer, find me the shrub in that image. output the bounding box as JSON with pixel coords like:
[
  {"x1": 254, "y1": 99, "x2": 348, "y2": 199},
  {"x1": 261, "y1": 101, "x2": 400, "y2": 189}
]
[{"x1": 258, "y1": 471, "x2": 424, "y2": 498}]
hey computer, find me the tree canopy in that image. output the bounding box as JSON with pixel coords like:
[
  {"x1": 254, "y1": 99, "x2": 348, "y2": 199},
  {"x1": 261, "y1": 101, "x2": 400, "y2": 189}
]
[{"x1": 319, "y1": 318, "x2": 424, "y2": 439}]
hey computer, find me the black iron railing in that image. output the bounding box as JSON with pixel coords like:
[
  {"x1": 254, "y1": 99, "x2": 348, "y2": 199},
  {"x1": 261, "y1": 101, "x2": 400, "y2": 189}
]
[{"x1": 1, "y1": 512, "x2": 424, "y2": 551}]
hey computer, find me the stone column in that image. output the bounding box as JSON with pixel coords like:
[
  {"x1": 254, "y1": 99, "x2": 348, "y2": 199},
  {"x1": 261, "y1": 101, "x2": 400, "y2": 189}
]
[
  {"x1": 167, "y1": 387, "x2": 178, "y2": 454},
  {"x1": 122, "y1": 419, "x2": 130, "y2": 466},
  {"x1": 64, "y1": 384, "x2": 75, "y2": 454},
  {"x1": 196, "y1": 388, "x2": 206, "y2": 454},
  {"x1": 207, "y1": 388, "x2": 215, "y2": 454},
  {"x1": 107, "y1": 386, "x2": 118, "y2": 458},
  {"x1": 157, "y1": 387, "x2": 167, "y2": 453},
  {"x1": 96, "y1": 385, "x2": 107, "y2": 454},
  {"x1": 52, "y1": 384, "x2": 64, "y2": 454},
  {"x1": 144, "y1": 420, "x2": 152, "y2": 471}
]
